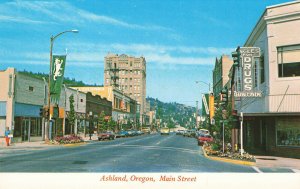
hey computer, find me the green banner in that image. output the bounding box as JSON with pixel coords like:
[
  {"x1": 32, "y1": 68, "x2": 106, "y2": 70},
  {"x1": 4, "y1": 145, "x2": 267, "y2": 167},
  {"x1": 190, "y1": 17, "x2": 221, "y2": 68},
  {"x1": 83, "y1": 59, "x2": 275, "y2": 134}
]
[
  {"x1": 50, "y1": 55, "x2": 66, "y2": 104},
  {"x1": 201, "y1": 93, "x2": 209, "y2": 116}
]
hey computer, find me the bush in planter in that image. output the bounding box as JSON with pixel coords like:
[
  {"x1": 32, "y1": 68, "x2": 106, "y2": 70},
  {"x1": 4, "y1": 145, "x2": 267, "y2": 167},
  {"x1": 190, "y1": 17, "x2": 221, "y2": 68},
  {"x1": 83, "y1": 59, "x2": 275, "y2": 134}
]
[{"x1": 53, "y1": 135, "x2": 84, "y2": 144}]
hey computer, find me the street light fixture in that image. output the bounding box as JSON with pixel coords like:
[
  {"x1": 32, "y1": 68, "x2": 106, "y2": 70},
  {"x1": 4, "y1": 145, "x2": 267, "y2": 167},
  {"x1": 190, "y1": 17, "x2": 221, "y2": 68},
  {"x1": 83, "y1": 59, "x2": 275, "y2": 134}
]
[
  {"x1": 89, "y1": 111, "x2": 93, "y2": 140},
  {"x1": 46, "y1": 29, "x2": 79, "y2": 141},
  {"x1": 195, "y1": 80, "x2": 212, "y2": 129},
  {"x1": 195, "y1": 80, "x2": 211, "y2": 92}
]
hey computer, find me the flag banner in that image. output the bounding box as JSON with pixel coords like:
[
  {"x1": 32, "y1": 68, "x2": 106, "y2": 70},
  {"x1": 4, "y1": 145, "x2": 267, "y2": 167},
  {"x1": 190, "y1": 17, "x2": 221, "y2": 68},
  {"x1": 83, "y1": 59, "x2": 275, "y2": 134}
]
[
  {"x1": 50, "y1": 55, "x2": 66, "y2": 104},
  {"x1": 202, "y1": 93, "x2": 209, "y2": 116}
]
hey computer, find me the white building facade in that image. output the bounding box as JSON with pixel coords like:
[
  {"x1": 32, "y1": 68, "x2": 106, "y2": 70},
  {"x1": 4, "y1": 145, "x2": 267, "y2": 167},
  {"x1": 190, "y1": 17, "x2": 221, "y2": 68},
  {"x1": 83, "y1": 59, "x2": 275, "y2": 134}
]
[{"x1": 234, "y1": 1, "x2": 300, "y2": 158}]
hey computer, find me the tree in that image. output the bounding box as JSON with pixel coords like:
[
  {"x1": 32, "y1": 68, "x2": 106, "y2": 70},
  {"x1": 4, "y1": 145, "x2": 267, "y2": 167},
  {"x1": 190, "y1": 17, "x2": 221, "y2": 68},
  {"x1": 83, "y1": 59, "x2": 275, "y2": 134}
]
[
  {"x1": 212, "y1": 100, "x2": 235, "y2": 144},
  {"x1": 68, "y1": 94, "x2": 76, "y2": 135},
  {"x1": 98, "y1": 111, "x2": 106, "y2": 133},
  {"x1": 107, "y1": 117, "x2": 115, "y2": 131}
]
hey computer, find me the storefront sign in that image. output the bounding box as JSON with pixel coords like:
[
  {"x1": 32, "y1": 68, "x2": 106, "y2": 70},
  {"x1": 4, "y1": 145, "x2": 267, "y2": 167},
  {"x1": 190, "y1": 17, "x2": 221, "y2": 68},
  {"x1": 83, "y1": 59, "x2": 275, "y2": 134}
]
[
  {"x1": 240, "y1": 47, "x2": 260, "y2": 92},
  {"x1": 234, "y1": 91, "x2": 262, "y2": 97}
]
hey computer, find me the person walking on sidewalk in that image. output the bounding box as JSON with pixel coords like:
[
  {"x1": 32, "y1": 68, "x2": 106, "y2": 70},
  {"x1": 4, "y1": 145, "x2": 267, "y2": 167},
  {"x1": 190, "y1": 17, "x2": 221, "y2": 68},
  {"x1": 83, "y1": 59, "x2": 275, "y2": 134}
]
[{"x1": 5, "y1": 127, "x2": 11, "y2": 146}]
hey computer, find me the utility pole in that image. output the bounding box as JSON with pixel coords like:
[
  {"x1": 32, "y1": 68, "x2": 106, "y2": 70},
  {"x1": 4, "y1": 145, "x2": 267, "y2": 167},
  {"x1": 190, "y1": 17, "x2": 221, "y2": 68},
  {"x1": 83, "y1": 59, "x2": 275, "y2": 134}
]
[
  {"x1": 196, "y1": 101, "x2": 198, "y2": 129},
  {"x1": 240, "y1": 112, "x2": 244, "y2": 155}
]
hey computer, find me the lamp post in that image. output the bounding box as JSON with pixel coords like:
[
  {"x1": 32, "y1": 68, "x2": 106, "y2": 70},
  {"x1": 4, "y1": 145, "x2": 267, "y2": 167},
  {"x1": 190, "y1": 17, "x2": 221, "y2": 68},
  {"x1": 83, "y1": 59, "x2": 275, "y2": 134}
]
[
  {"x1": 195, "y1": 80, "x2": 211, "y2": 129},
  {"x1": 195, "y1": 80, "x2": 211, "y2": 92},
  {"x1": 46, "y1": 29, "x2": 78, "y2": 141},
  {"x1": 89, "y1": 111, "x2": 93, "y2": 140}
]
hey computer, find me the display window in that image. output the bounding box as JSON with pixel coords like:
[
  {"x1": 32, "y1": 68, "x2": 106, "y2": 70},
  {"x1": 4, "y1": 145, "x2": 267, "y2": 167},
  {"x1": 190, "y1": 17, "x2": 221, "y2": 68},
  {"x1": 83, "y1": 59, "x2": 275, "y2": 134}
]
[{"x1": 276, "y1": 118, "x2": 300, "y2": 147}]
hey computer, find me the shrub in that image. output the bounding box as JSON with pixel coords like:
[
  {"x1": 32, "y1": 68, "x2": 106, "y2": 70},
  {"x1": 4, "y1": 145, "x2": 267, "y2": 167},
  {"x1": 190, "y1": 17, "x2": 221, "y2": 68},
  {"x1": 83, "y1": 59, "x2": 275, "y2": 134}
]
[{"x1": 51, "y1": 135, "x2": 84, "y2": 144}]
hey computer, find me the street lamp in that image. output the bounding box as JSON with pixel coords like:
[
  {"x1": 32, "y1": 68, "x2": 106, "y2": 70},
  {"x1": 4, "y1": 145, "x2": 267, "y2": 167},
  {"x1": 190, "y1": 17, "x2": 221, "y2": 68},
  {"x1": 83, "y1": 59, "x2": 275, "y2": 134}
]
[
  {"x1": 195, "y1": 80, "x2": 212, "y2": 130},
  {"x1": 89, "y1": 111, "x2": 93, "y2": 140},
  {"x1": 46, "y1": 29, "x2": 78, "y2": 141},
  {"x1": 195, "y1": 80, "x2": 211, "y2": 92}
]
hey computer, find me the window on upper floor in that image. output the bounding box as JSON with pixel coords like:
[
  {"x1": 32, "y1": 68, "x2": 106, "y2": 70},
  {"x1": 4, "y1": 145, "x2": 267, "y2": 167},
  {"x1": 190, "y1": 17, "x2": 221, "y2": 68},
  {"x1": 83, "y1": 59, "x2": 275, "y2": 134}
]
[
  {"x1": 260, "y1": 55, "x2": 265, "y2": 84},
  {"x1": 29, "y1": 86, "x2": 34, "y2": 91},
  {"x1": 278, "y1": 45, "x2": 300, "y2": 78}
]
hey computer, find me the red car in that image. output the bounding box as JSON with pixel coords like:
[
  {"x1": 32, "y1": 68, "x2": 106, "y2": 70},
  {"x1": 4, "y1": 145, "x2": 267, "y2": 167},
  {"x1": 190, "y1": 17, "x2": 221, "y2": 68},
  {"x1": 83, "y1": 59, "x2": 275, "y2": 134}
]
[
  {"x1": 98, "y1": 131, "x2": 115, "y2": 141},
  {"x1": 197, "y1": 134, "x2": 213, "y2": 146}
]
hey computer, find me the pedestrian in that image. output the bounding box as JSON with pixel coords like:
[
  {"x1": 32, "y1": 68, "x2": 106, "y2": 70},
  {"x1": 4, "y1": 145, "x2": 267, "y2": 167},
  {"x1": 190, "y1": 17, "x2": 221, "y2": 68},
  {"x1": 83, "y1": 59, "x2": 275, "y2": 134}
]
[{"x1": 5, "y1": 127, "x2": 10, "y2": 146}]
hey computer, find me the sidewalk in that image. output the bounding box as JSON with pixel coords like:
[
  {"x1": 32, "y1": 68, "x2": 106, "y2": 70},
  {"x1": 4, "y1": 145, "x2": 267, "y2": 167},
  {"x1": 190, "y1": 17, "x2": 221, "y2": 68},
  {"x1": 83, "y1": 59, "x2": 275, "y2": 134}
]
[
  {"x1": 0, "y1": 135, "x2": 98, "y2": 150},
  {"x1": 201, "y1": 147, "x2": 300, "y2": 171},
  {"x1": 255, "y1": 155, "x2": 300, "y2": 171}
]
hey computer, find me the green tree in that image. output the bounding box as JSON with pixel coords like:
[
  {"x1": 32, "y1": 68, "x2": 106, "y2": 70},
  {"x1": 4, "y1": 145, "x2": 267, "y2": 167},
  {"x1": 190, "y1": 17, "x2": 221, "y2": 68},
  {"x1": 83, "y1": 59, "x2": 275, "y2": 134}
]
[
  {"x1": 107, "y1": 117, "x2": 115, "y2": 131},
  {"x1": 212, "y1": 100, "x2": 235, "y2": 144},
  {"x1": 68, "y1": 94, "x2": 76, "y2": 135},
  {"x1": 97, "y1": 111, "x2": 106, "y2": 133}
]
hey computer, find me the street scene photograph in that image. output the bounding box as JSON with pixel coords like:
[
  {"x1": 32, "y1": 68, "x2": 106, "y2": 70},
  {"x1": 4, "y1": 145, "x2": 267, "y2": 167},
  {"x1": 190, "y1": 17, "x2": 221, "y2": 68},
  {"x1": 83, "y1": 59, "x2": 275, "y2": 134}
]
[{"x1": 0, "y1": 0, "x2": 300, "y2": 188}]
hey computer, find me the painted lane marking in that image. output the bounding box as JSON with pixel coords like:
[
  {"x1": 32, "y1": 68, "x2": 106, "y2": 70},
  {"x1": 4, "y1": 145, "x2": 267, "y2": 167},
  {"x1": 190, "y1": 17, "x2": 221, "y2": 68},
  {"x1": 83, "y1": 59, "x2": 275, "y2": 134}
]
[{"x1": 252, "y1": 166, "x2": 263, "y2": 173}]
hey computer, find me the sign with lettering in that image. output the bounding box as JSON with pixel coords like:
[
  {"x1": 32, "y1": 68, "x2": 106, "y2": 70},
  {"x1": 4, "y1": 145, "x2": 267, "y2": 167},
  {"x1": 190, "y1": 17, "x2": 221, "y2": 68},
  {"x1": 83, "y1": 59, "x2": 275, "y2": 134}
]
[
  {"x1": 240, "y1": 47, "x2": 260, "y2": 92},
  {"x1": 235, "y1": 47, "x2": 262, "y2": 98}
]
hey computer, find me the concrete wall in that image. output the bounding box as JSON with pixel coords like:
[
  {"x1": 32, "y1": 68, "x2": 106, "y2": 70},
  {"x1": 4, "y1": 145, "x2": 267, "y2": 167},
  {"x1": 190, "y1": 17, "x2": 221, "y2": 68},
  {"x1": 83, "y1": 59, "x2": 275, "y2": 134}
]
[
  {"x1": 14, "y1": 72, "x2": 46, "y2": 106},
  {"x1": 60, "y1": 86, "x2": 86, "y2": 114}
]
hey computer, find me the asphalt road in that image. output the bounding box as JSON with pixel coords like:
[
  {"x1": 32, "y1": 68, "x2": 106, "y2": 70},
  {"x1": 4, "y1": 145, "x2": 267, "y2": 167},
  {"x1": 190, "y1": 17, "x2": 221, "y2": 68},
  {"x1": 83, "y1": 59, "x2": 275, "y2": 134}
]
[{"x1": 0, "y1": 133, "x2": 257, "y2": 172}]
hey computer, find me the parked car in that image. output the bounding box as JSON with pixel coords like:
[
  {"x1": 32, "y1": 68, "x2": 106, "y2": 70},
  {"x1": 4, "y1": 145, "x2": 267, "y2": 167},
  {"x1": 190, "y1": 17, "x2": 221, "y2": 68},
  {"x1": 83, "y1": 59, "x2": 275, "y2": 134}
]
[
  {"x1": 176, "y1": 130, "x2": 185, "y2": 135},
  {"x1": 197, "y1": 134, "x2": 213, "y2": 146},
  {"x1": 141, "y1": 127, "x2": 151, "y2": 134},
  {"x1": 98, "y1": 131, "x2": 115, "y2": 140},
  {"x1": 199, "y1": 129, "x2": 210, "y2": 135},
  {"x1": 160, "y1": 127, "x2": 170, "y2": 135},
  {"x1": 183, "y1": 130, "x2": 196, "y2": 137},
  {"x1": 116, "y1": 130, "x2": 129, "y2": 138},
  {"x1": 126, "y1": 130, "x2": 137, "y2": 137},
  {"x1": 136, "y1": 130, "x2": 144, "y2": 135}
]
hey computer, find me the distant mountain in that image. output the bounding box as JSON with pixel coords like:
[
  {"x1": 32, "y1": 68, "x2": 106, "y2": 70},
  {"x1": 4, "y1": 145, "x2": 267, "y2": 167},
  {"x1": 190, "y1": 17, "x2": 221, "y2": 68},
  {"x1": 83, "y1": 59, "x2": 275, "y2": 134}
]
[
  {"x1": 147, "y1": 97, "x2": 197, "y2": 129},
  {"x1": 19, "y1": 70, "x2": 102, "y2": 87}
]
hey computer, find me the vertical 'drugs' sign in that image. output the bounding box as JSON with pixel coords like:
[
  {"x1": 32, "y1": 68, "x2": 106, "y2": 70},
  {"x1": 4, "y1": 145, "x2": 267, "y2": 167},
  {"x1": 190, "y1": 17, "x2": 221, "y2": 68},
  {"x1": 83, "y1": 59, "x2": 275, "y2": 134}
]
[{"x1": 50, "y1": 55, "x2": 66, "y2": 104}]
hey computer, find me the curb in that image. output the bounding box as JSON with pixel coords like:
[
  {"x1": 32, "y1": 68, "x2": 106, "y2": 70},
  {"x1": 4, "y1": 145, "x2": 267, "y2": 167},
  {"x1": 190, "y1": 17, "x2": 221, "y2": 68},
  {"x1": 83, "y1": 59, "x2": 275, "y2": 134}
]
[
  {"x1": 202, "y1": 147, "x2": 256, "y2": 166},
  {"x1": 63, "y1": 142, "x2": 87, "y2": 147}
]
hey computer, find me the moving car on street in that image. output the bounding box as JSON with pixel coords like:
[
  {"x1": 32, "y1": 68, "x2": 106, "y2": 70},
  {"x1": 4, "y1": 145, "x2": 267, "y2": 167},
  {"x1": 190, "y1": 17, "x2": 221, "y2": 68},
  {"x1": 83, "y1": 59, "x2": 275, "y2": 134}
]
[
  {"x1": 98, "y1": 131, "x2": 115, "y2": 141},
  {"x1": 160, "y1": 127, "x2": 170, "y2": 135}
]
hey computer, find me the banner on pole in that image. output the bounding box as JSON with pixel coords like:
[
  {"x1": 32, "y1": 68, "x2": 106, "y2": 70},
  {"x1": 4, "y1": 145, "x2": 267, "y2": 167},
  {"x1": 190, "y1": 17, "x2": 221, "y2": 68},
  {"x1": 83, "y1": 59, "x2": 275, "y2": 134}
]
[
  {"x1": 50, "y1": 55, "x2": 66, "y2": 104},
  {"x1": 202, "y1": 94, "x2": 209, "y2": 116}
]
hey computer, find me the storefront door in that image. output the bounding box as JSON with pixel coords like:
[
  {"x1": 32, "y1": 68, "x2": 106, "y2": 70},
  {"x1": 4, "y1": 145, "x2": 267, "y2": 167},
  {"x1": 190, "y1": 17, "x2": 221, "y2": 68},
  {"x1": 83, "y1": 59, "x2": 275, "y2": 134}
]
[
  {"x1": 260, "y1": 120, "x2": 267, "y2": 151},
  {"x1": 22, "y1": 119, "x2": 30, "y2": 142}
]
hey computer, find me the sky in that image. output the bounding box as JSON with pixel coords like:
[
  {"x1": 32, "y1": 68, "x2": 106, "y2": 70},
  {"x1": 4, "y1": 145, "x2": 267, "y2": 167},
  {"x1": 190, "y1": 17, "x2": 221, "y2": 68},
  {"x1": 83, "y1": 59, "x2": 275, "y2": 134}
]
[{"x1": 0, "y1": 0, "x2": 290, "y2": 107}]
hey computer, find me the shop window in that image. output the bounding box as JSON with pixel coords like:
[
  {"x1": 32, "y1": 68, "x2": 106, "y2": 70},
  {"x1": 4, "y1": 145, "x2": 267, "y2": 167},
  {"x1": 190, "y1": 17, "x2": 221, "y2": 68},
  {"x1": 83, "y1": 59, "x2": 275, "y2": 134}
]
[
  {"x1": 278, "y1": 45, "x2": 300, "y2": 77},
  {"x1": 30, "y1": 118, "x2": 42, "y2": 137},
  {"x1": 276, "y1": 119, "x2": 300, "y2": 147}
]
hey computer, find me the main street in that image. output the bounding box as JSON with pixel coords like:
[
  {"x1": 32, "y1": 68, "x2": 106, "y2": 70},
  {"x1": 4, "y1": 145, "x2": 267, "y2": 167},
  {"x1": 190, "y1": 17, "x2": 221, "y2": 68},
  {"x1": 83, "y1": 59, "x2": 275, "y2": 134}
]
[{"x1": 1, "y1": 134, "x2": 257, "y2": 172}]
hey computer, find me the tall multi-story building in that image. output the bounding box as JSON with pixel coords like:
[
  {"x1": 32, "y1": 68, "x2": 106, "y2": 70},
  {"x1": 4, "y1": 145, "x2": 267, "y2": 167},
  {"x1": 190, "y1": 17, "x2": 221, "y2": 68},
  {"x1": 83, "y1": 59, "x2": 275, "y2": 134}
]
[{"x1": 104, "y1": 53, "x2": 146, "y2": 123}]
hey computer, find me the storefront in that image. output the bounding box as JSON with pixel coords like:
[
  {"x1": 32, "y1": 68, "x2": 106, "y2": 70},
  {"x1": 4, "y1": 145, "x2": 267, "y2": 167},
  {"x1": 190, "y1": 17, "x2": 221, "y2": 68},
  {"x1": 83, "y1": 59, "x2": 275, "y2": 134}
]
[
  {"x1": 12, "y1": 103, "x2": 43, "y2": 143},
  {"x1": 14, "y1": 117, "x2": 43, "y2": 142},
  {"x1": 244, "y1": 115, "x2": 300, "y2": 158}
]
